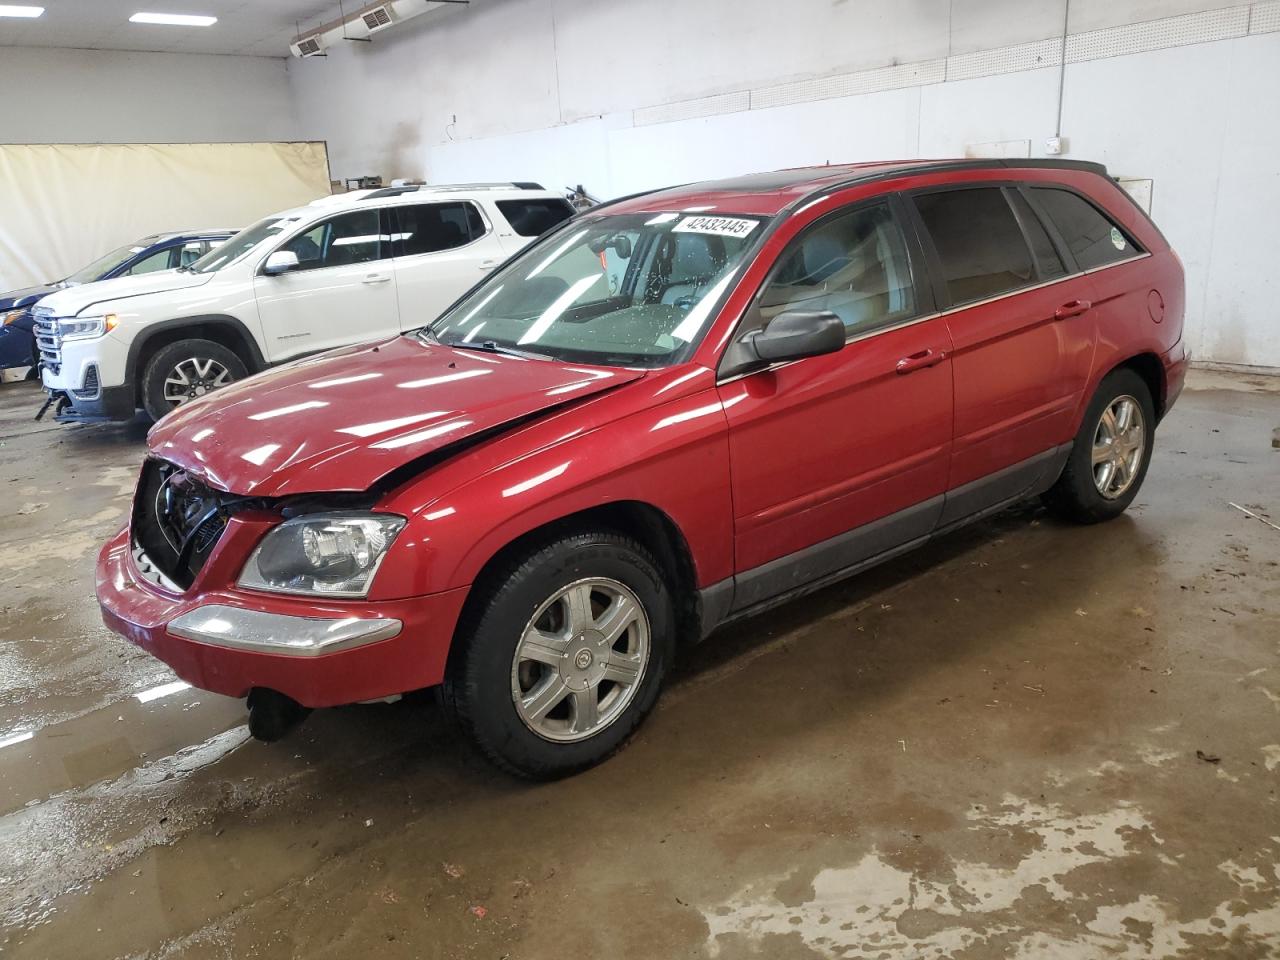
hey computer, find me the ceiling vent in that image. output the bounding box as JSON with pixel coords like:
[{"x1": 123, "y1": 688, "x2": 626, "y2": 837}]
[
  {"x1": 360, "y1": 5, "x2": 396, "y2": 33},
  {"x1": 290, "y1": 35, "x2": 326, "y2": 57}
]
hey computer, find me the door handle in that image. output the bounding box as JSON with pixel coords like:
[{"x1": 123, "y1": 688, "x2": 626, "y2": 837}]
[
  {"x1": 895, "y1": 348, "x2": 946, "y2": 375},
  {"x1": 363, "y1": 272, "x2": 390, "y2": 284},
  {"x1": 479, "y1": 259, "x2": 499, "y2": 271},
  {"x1": 1054, "y1": 299, "x2": 1091, "y2": 320}
]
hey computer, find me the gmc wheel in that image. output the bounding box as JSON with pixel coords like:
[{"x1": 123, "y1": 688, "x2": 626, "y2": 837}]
[{"x1": 140, "y1": 339, "x2": 247, "y2": 422}]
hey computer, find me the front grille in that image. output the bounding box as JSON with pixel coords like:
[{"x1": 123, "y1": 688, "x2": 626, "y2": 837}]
[
  {"x1": 32, "y1": 308, "x2": 61, "y2": 375},
  {"x1": 131, "y1": 459, "x2": 235, "y2": 590}
]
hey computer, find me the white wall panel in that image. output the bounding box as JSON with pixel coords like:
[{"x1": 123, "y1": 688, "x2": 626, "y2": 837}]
[
  {"x1": 1193, "y1": 33, "x2": 1280, "y2": 367},
  {"x1": 918, "y1": 67, "x2": 1062, "y2": 156},
  {"x1": 1062, "y1": 42, "x2": 1234, "y2": 364}
]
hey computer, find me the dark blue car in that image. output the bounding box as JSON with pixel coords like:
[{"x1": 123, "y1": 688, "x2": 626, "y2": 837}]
[{"x1": 0, "y1": 230, "x2": 235, "y2": 377}]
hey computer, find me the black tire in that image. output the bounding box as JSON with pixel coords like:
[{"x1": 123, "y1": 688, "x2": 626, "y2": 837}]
[
  {"x1": 441, "y1": 530, "x2": 676, "y2": 780},
  {"x1": 140, "y1": 339, "x2": 247, "y2": 423},
  {"x1": 1042, "y1": 368, "x2": 1156, "y2": 524}
]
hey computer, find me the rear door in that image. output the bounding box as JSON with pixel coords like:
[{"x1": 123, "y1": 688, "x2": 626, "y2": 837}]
[
  {"x1": 388, "y1": 200, "x2": 507, "y2": 328},
  {"x1": 909, "y1": 184, "x2": 1095, "y2": 521},
  {"x1": 252, "y1": 207, "x2": 399, "y2": 360},
  {"x1": 717, "y1": 196, "x2": 954, "y2": 610}
]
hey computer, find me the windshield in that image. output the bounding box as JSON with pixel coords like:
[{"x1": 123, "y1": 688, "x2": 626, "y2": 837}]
[
  {"x1": 186, "y1": 217, "x2": 290, "y2": 274},
  {"x1": 426, "y1": 211, "x2": 767, "y2": 366},
  {"x1": 65, "y1": 239, "x2": 157, "y2": 285}
]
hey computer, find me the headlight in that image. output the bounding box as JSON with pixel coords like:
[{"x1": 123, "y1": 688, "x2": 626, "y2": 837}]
[
  {"x1": 1, "y1": 309, "x2": 25, "y2": 326},
  {"x1": 57, "y1": 313, "x2": 119, "y2": 341},
  {"x1": 238, "y1": 512, "x2": 406, "y2": 598}
]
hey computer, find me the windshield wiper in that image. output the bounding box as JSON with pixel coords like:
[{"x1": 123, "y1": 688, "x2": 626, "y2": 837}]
[{"x1": 447, "y1": 339, "x2": 546, "y2": 360}]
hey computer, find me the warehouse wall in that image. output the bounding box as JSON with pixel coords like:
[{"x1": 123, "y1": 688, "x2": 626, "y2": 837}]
[
  {"x1": 288, "y1": 0, "x2": 1280, "y2": 368},
  {"x1": 0, "y1": 47, "x2": 298, "y2": 144}
]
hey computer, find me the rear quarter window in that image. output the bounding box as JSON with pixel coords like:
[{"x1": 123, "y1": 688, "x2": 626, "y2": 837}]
[
  {"x1": 1033, "y1": 187, "x2": 1143, "y2": 270},
  {"x1": 497, "y1": 198, "x2": 576, "y2": 237}
]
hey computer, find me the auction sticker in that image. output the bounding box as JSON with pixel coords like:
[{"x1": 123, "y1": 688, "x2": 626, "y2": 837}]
[{"x1": 672, "y1": 215, "x2": 759, "y2": 239}]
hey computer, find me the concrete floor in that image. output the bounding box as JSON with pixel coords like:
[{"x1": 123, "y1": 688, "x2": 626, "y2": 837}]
[{"x1": 0, "y1": 371, "x2": 1276, "y2": 960}]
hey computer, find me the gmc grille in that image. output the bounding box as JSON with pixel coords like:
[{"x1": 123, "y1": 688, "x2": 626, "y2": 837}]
[{"x1": 32, "y1": 307, "x2": 61, "y2": 375}]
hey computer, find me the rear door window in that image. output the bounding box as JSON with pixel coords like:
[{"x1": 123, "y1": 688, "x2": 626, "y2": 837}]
[
  {"x1": 1008, "y1": 190, "x2": 1067, "y2": 280},
  {"x1": 913, "y1": 188, "x2": 1035, "y2": 305},
  {"x1": 1033, "y1": 187, "x2": 1141, "y2": 270},
  {"x1": 393, "y1": 202, "x2": 486, "y2": 256},
  {"x1": 496, "y1": 198, "x2": 576, "y2": 237}
]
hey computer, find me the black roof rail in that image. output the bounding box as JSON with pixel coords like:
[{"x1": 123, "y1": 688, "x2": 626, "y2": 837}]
[
  {"x1": 361, "y1": 186, "x2": 420, "y2": 200},
  {"x1": 787, "y1": 157, "x2": 1111, "y2": 214},
  {"x1": 512, "y1": 181, "x2": 545, "y2": 190}
]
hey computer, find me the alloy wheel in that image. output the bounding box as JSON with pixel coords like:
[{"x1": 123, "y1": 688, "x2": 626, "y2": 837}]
[
  {"x1": 1092, "y1": 395, "x2": 1145, "y2": 499},
  {"x1": 163, "y1": 357, "x2": 232, "y2": 407},
  {"x1": 511, "y1": 577, "x2": 650, "y2": 743}
]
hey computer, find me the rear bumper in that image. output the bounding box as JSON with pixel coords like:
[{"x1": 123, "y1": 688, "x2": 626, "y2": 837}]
[
  {"x1": 1161, "y1": 337, "x2": 1189, "y2": 418},
  {"x1": 96, "y1": 526, "x2": 468, "y2": 707}
]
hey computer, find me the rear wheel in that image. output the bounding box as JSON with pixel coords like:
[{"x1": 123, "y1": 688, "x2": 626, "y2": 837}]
[
  {"x1": 1042, "y1": 368, "x2": 1155, "y2": 524},
  {"x1": 141, "y1": 339, "x2": 246, "y2": 422},
  {"x1": 442, "y1": 530, "x2": 675, "y2": 779}
]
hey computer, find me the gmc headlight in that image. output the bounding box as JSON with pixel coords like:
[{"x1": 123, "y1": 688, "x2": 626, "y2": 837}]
[
  {"x1": 238, "y1": 513, "x2": 406, "y2": 598},
  {"x1": 58, "y1": 313, "x2": 118, "y2": 341}
]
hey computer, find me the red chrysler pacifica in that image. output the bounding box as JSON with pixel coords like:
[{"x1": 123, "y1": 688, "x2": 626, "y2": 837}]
[{"x1": 99, "y1": 159, "x2": 1187, "y2": 778}]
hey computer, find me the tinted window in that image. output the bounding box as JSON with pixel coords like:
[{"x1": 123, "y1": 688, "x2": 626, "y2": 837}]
[
  {"x1": 1034, "y1": 188, "x2": 1140, "y2": 270},
  {"x1": 1008, "y1": 190, "x2": 1066, "y2": 280},
  {"x1": 497, "y1": 198, "x2": 575, "y2": 237},
  {"x1": 124, "y1": 247, "x2": 176, "y2": 275},
  {"x1": 914, "y1": 188, "x2": 1034, "y2": 304},
  {"x1": 395, "y1": 202, "x2": 484, "y2": 256},
  {"x1": 284, "y1": 209, "x2": 385, "y2": 271},
  {"x1": 758, "y1": 201, "x2": 916, "y2": 335}
]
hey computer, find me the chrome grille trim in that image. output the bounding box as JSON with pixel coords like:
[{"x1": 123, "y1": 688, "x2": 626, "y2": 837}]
[{"x1": 32, "y1": 307, "x2": 61, "y2": 373}]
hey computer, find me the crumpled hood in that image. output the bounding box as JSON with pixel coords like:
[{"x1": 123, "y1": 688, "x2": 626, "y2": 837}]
[
  {"x1": 36, "y1": 270, "x2": 212, "y2": 316},
  {"x1": 148, "y1": 336, "x2": 645, "y2": 496},
  {"x1": 0, "y1": 283, "x2": 58, "y2": 311}
]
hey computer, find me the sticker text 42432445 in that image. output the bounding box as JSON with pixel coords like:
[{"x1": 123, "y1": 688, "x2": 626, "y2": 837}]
[{"x1": 671, "y1": 215, "x2": 759, "y2": 239}]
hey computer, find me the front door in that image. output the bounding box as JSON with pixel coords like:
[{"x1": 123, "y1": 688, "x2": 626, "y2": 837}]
[
  {"x1": 253, "y1": 208, "x2": 399, "y2": 361},
  {"x1": 717, "y1": 197, "x2": 954, "y2": 611},
  {"x1": 388, "y1": 201, "x2": 508, "y2": 329}
]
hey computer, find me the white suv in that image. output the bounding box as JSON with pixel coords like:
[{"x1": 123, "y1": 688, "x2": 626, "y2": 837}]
[{"x1": 36, "y1": 184, "x2": 576, "y2": 422}]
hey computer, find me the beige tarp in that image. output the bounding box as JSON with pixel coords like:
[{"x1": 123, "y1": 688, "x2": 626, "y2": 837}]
[{"x1": 0, "y1": 141, "x2": 331, "y2": 290}]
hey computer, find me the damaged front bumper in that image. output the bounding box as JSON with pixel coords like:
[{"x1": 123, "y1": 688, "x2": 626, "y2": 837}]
[{"x1": 96, "y1": 524, "x2": 469, "y2": 707}]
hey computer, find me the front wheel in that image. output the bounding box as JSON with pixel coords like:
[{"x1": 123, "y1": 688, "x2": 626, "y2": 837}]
[
  {"x1": 1042, "y1": 368, "x2": 1155, "y2": 524},
  {"x1": 141, "y1": 339, "x2": 247, "y2": 422},
  {"x1": 441, "y1": 530, "x2": 675, "y2": 779}
]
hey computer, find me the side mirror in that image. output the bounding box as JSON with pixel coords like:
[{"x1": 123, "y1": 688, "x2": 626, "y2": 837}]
[
  {"x1": 744, "y1": 310, "x2": 845, "y2": 363},
  {"x1": 263, "y1": 250, "x2": 300, "y2": 276}
]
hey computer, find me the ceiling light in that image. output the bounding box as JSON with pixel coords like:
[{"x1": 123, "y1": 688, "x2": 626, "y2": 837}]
[
  {"x1": 129, "y1": 12, "x2": 218, "y2": 26},
  {"x1": 0, "y1": 5, "x2": 45, "y2": 17}
]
